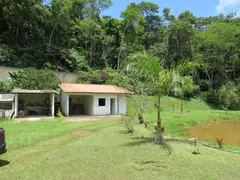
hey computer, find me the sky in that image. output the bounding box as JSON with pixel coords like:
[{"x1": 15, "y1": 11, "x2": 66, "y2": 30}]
[{"x1": 101, "y1": 0, "x2": 240, "y2": 18}]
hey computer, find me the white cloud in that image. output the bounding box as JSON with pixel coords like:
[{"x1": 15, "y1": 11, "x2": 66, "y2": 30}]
[{"x1": 216, "y1": 0, "x2": 240, "y2": 13}]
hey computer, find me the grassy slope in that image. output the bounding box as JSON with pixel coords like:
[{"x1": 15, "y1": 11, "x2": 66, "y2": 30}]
[
  {"x1": 0, "y1": 122, "x2": 240, "y2": 180},
  {"x1": 129, "y1": 96, "x2": 240, "y2": 136},
  {"x1": 128, "y1": 96, "x2": 240, "y2": 150}
]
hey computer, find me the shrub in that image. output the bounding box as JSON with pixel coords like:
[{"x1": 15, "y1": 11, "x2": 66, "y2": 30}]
[
  {"x1": 77, "y1": 70, "x2": 107, "y2": 84},
  {"x1": 219, "y1": 81, "x2": 239, "y2": 111},
  {"x1": 120, "y1": 115, "x2": 136, "y2": 133},
  {"x1": 203, "y1": 89, "x2": 220, "y2": 107},
  {"x1": 0, "y1": 81, "x2": 12, "y2": 93},
  {"x1": 106, "y1": 71, "x2": 133, "y2": 91},
  {"x1": 9, "y1": 68, "x2": 60, "y2": 90}
]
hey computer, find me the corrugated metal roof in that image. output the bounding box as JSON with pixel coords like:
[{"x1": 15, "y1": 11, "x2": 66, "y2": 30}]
[
  {"x1": 12, "y1": 89, "x2": 58, "y2": 94},
  {"x1": 0, "y1": 94, "x2": 14, "y2": 102},
  {"x1": 59, "y1": 83, "x2": 134, "y2": 94}
]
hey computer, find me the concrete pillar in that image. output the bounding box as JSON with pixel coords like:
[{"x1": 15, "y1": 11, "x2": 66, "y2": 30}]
[
  {"x1": 66, "y1": 94, "x2": 69, "y2": 117},
  {"x1": 51, "y1": 93, "x2": 55, "y2": 118},
  {"x1": 14, "y1": 94, "x2": 18, "y2": 118}
]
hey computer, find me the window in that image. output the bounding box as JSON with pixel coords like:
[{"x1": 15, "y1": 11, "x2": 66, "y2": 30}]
[{"x1": 98, "y1": 98, "x2": 106, "y2": 106}]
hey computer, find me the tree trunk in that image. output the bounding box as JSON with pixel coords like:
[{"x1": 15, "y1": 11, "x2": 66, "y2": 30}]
[
  {"x1": 155, "y1": 96, "x2": 164, "y2": 145},
  {"x1": 117, "y1": 23, "x2": 128, "y2": 71},
  {"x1": 205, "y1": 69, "x2": 212, "y2": 90},
  {"x1": 157, "y1": 96, "x2": 161, "y2": 127},
  {"x1": 48, "y1": 25, "x2": 57, "y2": 49},
  {"x1": 155, "y1": 128, "x2": 164, "y2": 145},
  {"x1": 117, "y1": 36, "x2": 124, "y2": 71},
  {"x1": 85, "y1": 37, "x2": 88, "y2": 63},
  {"x1": 90, "y1": 36, "x2": 93, "y2": 66},
  {"x1": 180, "y1": 99, "x2": 184, "y2": 117}
]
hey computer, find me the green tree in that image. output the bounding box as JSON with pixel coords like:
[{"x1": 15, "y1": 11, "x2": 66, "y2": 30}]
[
  {"x1": 118, "y1": 3, "x2": 145, "y2": 70},
  {"x1": 9, "y1": 68, "x2": 60, "y2": 90},
  {"x1": 127, "y1": 52, "x2": 180, "y2": 144},
  {"x1": 219, "y1": 82, "x2": 239, "y2": 113},
  {"x1": 173, "y1": 76, "x2": 195, "y2": 117}
]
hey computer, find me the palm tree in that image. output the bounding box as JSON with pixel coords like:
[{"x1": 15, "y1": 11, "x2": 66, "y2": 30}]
[
  {"x1": 173, "y1": 76, "x2": 195, "y2": 117},
  {"x1": 127, "y1": 52, "x2": 180, "y2": 144}
]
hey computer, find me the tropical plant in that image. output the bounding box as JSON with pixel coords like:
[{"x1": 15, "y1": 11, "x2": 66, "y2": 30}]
[
  {"x1": 192, "y1": 137, "x2": 200, "y2": 154},
  {"x1": 127, "y1": 52, "x2": 180, "y2": 145},
  {"x1": 215, "y1": 137, "x2": 224, "y2": 150},
  {"x1": 120, "y1": 114, "x2": 136, "y2": 133},
  {"x1": 173, "y1": 76, "x2": 195, "y2": 117}
]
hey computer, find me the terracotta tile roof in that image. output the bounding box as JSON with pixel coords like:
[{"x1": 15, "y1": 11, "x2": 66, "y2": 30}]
[{"x1": 59, "y1": 83, "x2": 134, "y2": 94}]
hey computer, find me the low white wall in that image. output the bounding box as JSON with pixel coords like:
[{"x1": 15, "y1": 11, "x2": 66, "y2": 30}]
[
  {"x1": 60, "y1": 91, "x2": 69, "y2": 116},
  {"x1": 118, "y1": 94, "x2": 126, "y2": 114},
  {"x1": 0, "y1": 102, "x2": 14, "y2": 118}
]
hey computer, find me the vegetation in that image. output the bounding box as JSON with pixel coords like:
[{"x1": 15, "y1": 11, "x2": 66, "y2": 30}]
[
  {"x1": 1, "y1": 1, "x2": 240, "y2": 178},
  {"x1": 120, "y1": 115, "x2": 136, "y2": 133},
  {"x1": 9, "y1": 68, "x2": 60, "y2": 90},
  {"x1": 1, "y1": 1, "x2": 240, "y2": 110},
  {"x1": 0, "y1": 117, "x2": 240, "y2": 180}
]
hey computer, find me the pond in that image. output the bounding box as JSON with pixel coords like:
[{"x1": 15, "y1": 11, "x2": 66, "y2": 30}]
[{"x1": 186, "y1": 120, "x2": 240, "y2": 146}]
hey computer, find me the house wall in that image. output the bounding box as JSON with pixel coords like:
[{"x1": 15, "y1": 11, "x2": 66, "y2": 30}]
[
  {"x1": 61, "y1": 92, "x2": 128, "y2": 116},
  {"x1": 60, "y1": 91, "x2": 69, "y2": 116},
  {"x1": 85, "y1": 96, "x2": 94, "y2": 115},
  {"x1": 93, "y1": 94, "x2": 118, "y2": 115},
  {"x1": 118, "y1": 94, "x2": 126, "y2": 114}
]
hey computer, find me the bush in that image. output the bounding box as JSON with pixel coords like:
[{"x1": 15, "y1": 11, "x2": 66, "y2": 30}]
[
  {"x1": 9, "y1": 68, "x2": 60, "y2": 90},
  {"x1": 202, "y1": 89, "x2": 220, "y2": 107},
  {"x1": 120, "y1": 115, "x2": 136, "y2": 133},
  {"x1": 76, "y1": 70, "x2": 107, "y2": 84},
  {"x1": 219, "y1": 81, "x2": 239, "y2": 110},
  {"x1": 199, "y1": 80, "x2": 210, "y2": 92},
  {"x1": 0, "y1": 81, "x2": 12, "y2": 93},
  {"x1": 105, "y1": 71, "x2": 133, "y2": 91}
]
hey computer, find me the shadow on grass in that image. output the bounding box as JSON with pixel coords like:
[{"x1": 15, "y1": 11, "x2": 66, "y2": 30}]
[
  {"x1": 0, "y1": 160, "x2": 10, "y2": 167},
  {"x1": 123, "y1": 136, "x2": 173, "y2": 155},
  {"x1": 122, "y1": 137, "x2": 154, "y2": 146},
  {"x1": 161, "y1": 142, "x2": 172, "y2": 155}
]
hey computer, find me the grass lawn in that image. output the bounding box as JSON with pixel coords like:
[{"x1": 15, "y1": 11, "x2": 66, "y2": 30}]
[
  {"x1": 0, "y1": 97, "x2": 240, "y2": 179},
  {"x1": 0, "y1": 119, "x2": 240, "y2": 180}
]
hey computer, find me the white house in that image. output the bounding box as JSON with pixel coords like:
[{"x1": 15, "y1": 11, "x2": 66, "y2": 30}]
[{"x1": 59, "y1": 83, "x2": 134, "y2": 116}]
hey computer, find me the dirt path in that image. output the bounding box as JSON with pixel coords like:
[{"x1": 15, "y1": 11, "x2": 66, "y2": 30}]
[{"x1": 63, "y1": 115, "x2": 122, "y2": 122}]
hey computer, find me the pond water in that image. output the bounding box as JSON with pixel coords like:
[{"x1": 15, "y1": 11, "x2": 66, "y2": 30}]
[{"x1": 186, "y1": 120, "x2": 240, "y2": 146}]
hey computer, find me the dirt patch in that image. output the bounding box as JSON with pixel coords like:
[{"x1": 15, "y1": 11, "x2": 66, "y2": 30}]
[
  {"x1": 72, "y1": 130, "x2": 94, "y2": 136},
  {"x1": 64, "y1": 115, "x2": 122, "y2": 122}
]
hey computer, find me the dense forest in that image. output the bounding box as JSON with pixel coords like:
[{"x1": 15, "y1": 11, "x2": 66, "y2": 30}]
[{"x1": 1, "y1": 0, "x2": 240, "y2": 109}]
